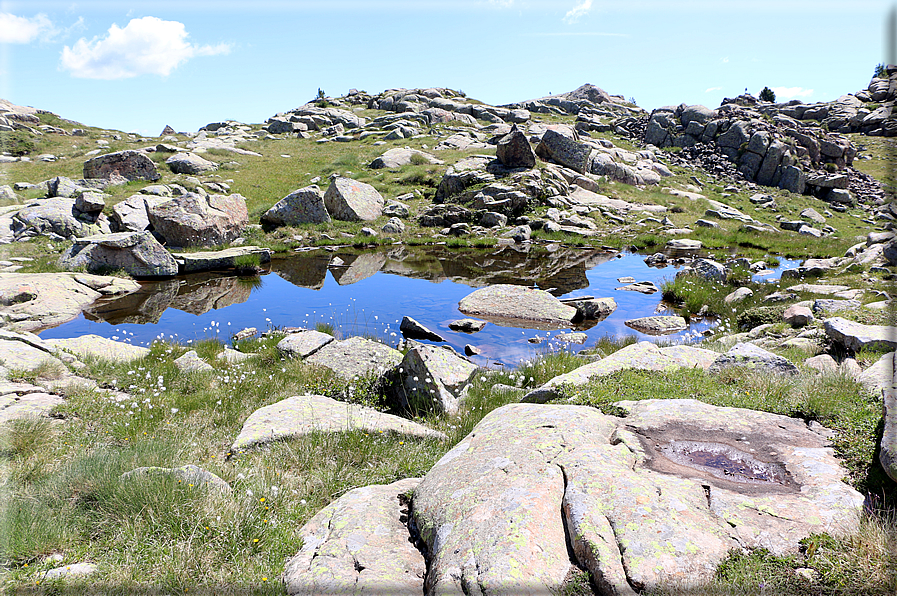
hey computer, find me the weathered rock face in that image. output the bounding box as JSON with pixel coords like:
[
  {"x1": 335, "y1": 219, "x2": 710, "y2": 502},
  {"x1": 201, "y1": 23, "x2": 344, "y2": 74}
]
[
  {"x1": 231, "y1": 394, "x2": 445, "y2": 452},
  {"x1": 399, "y1": 316, "x2": 445, "y2": 342},
  {"x1": 536, "y1": 128, "x2": 592, "y2": 173},
  {"x1": 283, "y1": 478, "x2": 425, "y2": 596},
  {"x1": 83, "y1": 150, "x2": 160, "y2": 181},
  {"x1": 261, "y1": 185, "x2": 330, "y2": 226},
  {"x1": 14, "y1": 198, "x2": 109, "y2": 240},
  {"x1": 495, "y1": 124, "x2": 536, "y2": 169},
  {"x1": 110, "y1": 194, "x2": 168, "y2": 233},
  {"x1": 323, "y1": 177, "x2": 384, "y2": 221},
  {"x1": 148, "y1": 193, "x2": 248, "y2": 247},
  {"x1": 458, "y1": 284, "x2": 577, "y2": 329},
  {"x1": 390, "y1": 341, "x2": 477, "y2": 414},
  {"x1": 165, "y1": 152, "x2": 218, "y2": 175},
  {"x1": 413, "y1": 400, "x2": 863, "y2": 595},
  {"x1": 59, "y1": 232, "x2": 178, "y2": 278}
]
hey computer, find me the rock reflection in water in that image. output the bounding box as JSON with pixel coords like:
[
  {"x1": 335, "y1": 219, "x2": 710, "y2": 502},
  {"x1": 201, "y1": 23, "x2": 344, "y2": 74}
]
[
  {"x1": 86, "y1": 274, "x2": 257, "y2": 324},
  {"x1": 272, "y1": 244, "x2": 614, "y2": 294}
]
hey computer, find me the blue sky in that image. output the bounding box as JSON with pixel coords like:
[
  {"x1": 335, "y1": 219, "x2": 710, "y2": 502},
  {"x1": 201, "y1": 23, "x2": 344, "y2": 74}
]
[{"x1": 1, "y1": 0, "x2": 893, "y2": 135}]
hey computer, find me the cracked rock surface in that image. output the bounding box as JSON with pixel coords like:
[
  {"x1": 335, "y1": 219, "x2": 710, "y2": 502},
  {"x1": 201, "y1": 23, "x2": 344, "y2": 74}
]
[{"x1": 412, "y1": 400, "x2": 863, "y2": 595}]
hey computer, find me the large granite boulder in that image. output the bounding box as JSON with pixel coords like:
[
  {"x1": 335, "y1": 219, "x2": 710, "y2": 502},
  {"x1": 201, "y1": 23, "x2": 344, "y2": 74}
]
[
  {"x1": 231, "y1": 394, "x2": 445, "y2": 452},
  {"x1": 148, "y1": 193, "x2": 248, "y2": 247},
  {"x1": 110, "y1": 194, "x2": 168, "y2": 233},
  {"x1": 458, "y1": 284, "x2": 577, "y2": 329},
  {"x1": 304, "y1": 336, "x2": 403, "y2": 380},
  {"x1": 59, "y1": 232, "x2": 178, "y2": 277},
  {"x1": 14, "y1": 198, "x2": 108, "y2": 239},
  {"x1": 708, "y1": 342, "x2": 799, "y2": 375},
  {"x1": 823, "y1": 317, "x2": 897, "y2": 352},
  {"x1": 283, "y1": 478, "x2": 425, "y2": 595},
  {"x1": 165, "y1": 152, "x2": 218, "y2": 175},
  {"x1": 276, "y1": 330, "x2": 334, "y2": 359},
  {"x1": 390, "y1": 341, "x2": 478, "y2": 414},
  {"x1": 535, "y1": 128, "x2": 592, "y2": 173},
  {"x1": 495, "y1": 124, "x2": 536, "y2": 169},
  {"x1": 83, "y1": 150, "x2": 160, "y2": 181},
  {"x1": 323, "y1": 177, "x2": 384, "y2": 221},
  {"x1": 261, "y1": 185, "x2": 330, "y2": 226},
  {"x1": 412, "y1": 400, "x2": 863, "y2": 595}
]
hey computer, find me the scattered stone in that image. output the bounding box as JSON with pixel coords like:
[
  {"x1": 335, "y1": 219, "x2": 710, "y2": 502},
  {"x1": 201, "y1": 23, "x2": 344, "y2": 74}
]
[
  {"x1": 323, "y1": 177, "x2": 384, "y2": 221},
  {"x1": 458, "y1": 284, "x2": 577, "y2": 329},
  {"x1": 495, "y1": 124, "x2": 536, "y2": 169},
  {"x1": 283, "y1": 478, "x2": 425, "y2": 595},
  {"x1": 370, "y1": 148, "x2": 442, "y2": 169},
  {"x1": 165, "y1": 152, "x2": 217, "y2": 175},
  {"x1": 233, "y1": 327, "x2": 257, "y2": 341},
  {"x1": 231, "y1": 394, "x2": 445, "y2": 452},
  {"x1": 261, "y1": 185, "x2": 330, "y2": 226},
  {"x1": 218, "y1": 348, "x2": 254, "y2": 364},
  {"x1": 725, "y1": 287, "x2": 754, "y2": 304},
  {"x1": 624, "y1": 315, "x2": 687, "y2": 335},
  {"x1": 813, "y1": 299, "x2": 860, "y2": 314},
  {"x1": 615, "y1": 281, "x2": 659, "y2": 294},
  {"x1": 800, "y1": 208, "x2": 826, "y2": 224},
  {"x1": 43, "y1": 563, "x2": 98, "y2": 581},
  {"x1": 448, "y1": 318, "x2": 487, "y2": 333},
  {"x1": 276, "y1": 330, "x2": 334, "y2": 359},
  {"x1": 464, "y1": 344, "x2": 481, "y2": 356},
  {"x1": 804, "y1": 354, "x2": 838, "y2": 373},
  {"x1": 120, "y1": 464, "x2": 231, "y2": 493},
  {"x1": 173, "y1": 350, "x2": 213, "y2": 373},
  {"x1": 382, "y1": 217, "x2": 406, "y2": 234},
  {"x1": 305, "y1": 336, "x2": 403, "y2": 380},
  {"x1": 399, "y1": 316, "x2": 445, "y2": 342},
  {"x1": 59, "y1": 232, "x2": 178, "y2": 277},
  {"x1": 555, "y1": 332, "x2": 588, "y2": 344},
  {"x1": 783, "y1": 305, "x2": 814, "y2": 327},
  {"x1": 567, "y1": 297, "x2": 616, "y2": 320},
  {"x1": 708, "y1": 343, "x2": 799, "y2": 375},
  {"x1": 823, "y1": 317, "x2": 897, "y2": 352},
  {"x1": 390, "y1": 341, "x2": 477, "y2": 414}
]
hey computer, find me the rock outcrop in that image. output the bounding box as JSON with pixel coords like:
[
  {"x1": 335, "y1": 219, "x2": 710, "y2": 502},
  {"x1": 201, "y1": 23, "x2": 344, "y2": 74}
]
[
  {"x1": 261, "y1": 185, "x2": 330, "y2": 226},
  {"x1": 83, "y1": 150, "x2": 160, "y2": 181},
  {"x1": 59, "y1": 232, "x2": 178, "y2": 278},
  {"x1": 148, "y1": 193, "x2": 249, "y2": 247},
  {"x1": 322, "y1": 177, "x2": 384, "y2": 222}
]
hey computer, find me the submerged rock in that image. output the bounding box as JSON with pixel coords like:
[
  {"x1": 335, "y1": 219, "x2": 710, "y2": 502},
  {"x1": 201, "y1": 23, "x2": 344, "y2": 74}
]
[
  {"x1": 458, "y1": 284, "x2": 577, "y2": 329},
  {"x1": 624, "y1": 315, "x2": 687, "y2": 335}
]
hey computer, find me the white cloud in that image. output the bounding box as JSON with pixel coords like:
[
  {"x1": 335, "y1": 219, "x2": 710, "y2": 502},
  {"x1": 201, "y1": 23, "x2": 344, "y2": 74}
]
[
  {"x1": 705, "y1": 86, "x2": 722, "y2": 92},
  {"x1": 0, "y1": 12, "x2": 55, "y2": 44},
  {"x1": 563, "y1": 0, "x2": 592, "y2": 23},
  {"x1": 720, "y1": 56, "x2": 729, "y2": 63},
  {"x1": 770, "y1": 86, "x2": 814, "y2": 99},
  {"x1": 60, "y1": 16, "x2": 231, "y2": 80}
]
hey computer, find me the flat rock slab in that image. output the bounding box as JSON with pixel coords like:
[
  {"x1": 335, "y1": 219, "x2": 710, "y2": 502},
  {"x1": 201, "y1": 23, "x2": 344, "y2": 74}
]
[
  {"x1": 231, "y1": 394, "x2": 445, "y2": 452},
  {"x1": 0, "y1": 390, "x2": 63, "y2": 423},
  {"x1": 43, "y1": 562, "x2": 98, "y2": 581},
  {"x1": 0, "y1": 332, "x2": 67, "y2": 372},
  {"x1": 283, "y1": 478, "x2": 425, "y2": 595},
  {"x1": 45, "y1": 335, "x2": 149, "y2": 363},
  {"x1": 615, "y1": 281, "x2": 659, "y2": 294},
  {"x1": 788, "y1": 284, "x2": 862, "y2": 299},
  {"x1": 448, "y1": 318, "x2": 487, "y2": 333},
  {"x1": 625, "y1": 315, "x2": 687, "y2": 335},
  {"x1": 857, "y1": 352, "x2": 897, "y2": 482},
  {"x1": 276, "y1": 330, "x2": 334, "y2": 359},
  {"x1": 173, "y1": 246, "x2": 271, "y2": 273},
  {"x1": 526, "y1": 342, "x2": 718, "y2": 401},
  {"x1": 458, "y1": 284, "x2": 577, "y2": 329},
  {"x1": 305, "y1": 336, "x2": 402, "y2": 380},
  {"x1": 824, "y1": 317, "x2": 897, "y2": 352},
  {"x1": 413, "y1": 400, "x2": 862, "y2": 595},
  {"x1": 709, "y1": 342, "x2": 799, "y2": 375},
  {"x1": 0, "y1": 272, "x2": 140, "y2": 332}
]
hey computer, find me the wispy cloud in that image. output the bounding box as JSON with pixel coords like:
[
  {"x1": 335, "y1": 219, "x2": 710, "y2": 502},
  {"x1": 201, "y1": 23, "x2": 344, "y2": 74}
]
[
  {"x1": 529, "y1": 31, "x2": 627, "y2": 37},
  {"x1": 771, "y1": 86, "x2": 814, "y2": 99},
  {"x1": 720, "y1": 56, "x2": 729, "y2": 64},
  {"x1": 705, "y1": 86, "x2": 722, "y2": 93},
  {"x1": 0, "y1": 12, "x2": 55, "y2": 44},
  {"x1": 488, "y1": 0, "x2": 514, "y2": 6},
  {"x1": 563, "y1": 0, "x2": 592, "y2": 24},
  {"x1": 60, "y1": 16, "x2": 231, "y2": 79}
]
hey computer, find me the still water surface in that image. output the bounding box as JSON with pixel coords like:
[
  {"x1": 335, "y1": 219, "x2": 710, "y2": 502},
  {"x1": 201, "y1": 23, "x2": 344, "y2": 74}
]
[{"x1": 40, "y1": 245, "x2": 799, "y2": 366}]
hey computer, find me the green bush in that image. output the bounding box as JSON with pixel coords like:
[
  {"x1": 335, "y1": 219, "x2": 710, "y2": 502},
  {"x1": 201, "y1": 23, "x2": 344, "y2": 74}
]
[
  {"x1": 737, "y1": 305, "x2": 785, "y2": 330},
  {"x1": 759, "y1": 86, "x2": 776, "y2": 102}
]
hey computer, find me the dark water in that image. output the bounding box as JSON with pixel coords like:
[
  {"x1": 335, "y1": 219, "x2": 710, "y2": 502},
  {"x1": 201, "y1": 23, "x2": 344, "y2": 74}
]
[{"x1": 39, "y1": 245, "x2": 800, "y2": 366}]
